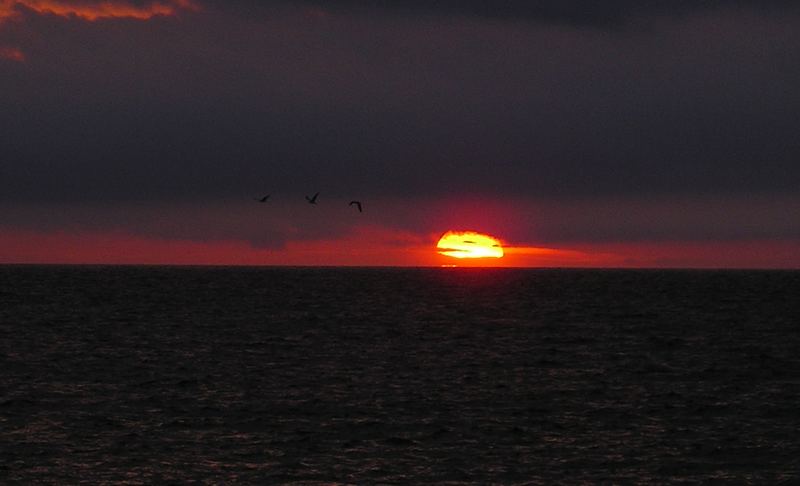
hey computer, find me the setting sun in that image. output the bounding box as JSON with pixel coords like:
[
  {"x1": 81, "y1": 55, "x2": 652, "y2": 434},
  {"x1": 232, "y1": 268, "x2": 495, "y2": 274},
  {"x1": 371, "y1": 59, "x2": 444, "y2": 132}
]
[{"x1": 437, "y1": 231, "x2": 504, "y2": 259}]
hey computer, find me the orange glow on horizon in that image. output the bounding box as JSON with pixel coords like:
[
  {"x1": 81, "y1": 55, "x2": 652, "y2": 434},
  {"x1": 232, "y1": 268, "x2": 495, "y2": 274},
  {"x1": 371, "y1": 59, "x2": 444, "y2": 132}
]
[
  {"x1": 0, "y1": 0, "x2": 198, "y2": 22},
  {"x1": 1, "y1": 227, "x2": 799, "y2": 269},
  {"x1": 437, "y1": 231, "x2": 504, "y2": 259}
]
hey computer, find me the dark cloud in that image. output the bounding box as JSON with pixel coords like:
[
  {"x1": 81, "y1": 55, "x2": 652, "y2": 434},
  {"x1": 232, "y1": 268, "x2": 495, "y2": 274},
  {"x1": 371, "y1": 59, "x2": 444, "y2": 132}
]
[
  {"x1": 220, "y1": 0, "x2": 800, "y2": 26},
  {"x1": 1, "y1": 1, "x2": 799, "y2": 207}
]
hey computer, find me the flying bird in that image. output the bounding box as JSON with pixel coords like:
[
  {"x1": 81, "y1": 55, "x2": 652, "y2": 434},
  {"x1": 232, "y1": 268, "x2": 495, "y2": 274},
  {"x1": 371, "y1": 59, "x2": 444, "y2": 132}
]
[
  {"x1": 255, "y1": 194, "x2": 271, "y2": 202},
  {"x1": 305, "y1": 192, "x2": 319, "y2": 204},
  {"x1": 349, "y1": 201, "x2": 363, "y2": 213}
]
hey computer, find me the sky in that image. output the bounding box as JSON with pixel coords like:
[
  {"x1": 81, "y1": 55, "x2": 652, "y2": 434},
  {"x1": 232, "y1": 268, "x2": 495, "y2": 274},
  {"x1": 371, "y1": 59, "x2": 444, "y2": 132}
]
[{"x1": 1, "y1": 0, "x2": 799, "y2": 267}]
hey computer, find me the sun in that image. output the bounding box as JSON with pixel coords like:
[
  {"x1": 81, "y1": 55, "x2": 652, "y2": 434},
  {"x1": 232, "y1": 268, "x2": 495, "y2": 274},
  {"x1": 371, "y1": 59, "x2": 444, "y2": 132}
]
[{"x1": 437, "y1": 231, "x2": 504, "y2": 259}]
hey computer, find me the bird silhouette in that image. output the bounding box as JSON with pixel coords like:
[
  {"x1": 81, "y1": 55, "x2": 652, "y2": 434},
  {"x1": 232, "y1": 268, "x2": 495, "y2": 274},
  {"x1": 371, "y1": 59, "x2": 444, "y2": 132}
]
[
  {"x1": 255, "y1": 194, "x2": 271, "y2": 202},
  {"x1": 305, "y1": 192, "x2": 319, "y2": 204},
  {"x1": 349, "y1": 201, "x2": 362, "y2": 213}
]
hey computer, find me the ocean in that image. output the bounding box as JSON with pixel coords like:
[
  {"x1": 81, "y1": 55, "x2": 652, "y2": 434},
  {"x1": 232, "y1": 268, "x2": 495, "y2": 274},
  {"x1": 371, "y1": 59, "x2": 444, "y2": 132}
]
[{"x1": 1, "y1": 266, "x2": 799, "y2": 484}]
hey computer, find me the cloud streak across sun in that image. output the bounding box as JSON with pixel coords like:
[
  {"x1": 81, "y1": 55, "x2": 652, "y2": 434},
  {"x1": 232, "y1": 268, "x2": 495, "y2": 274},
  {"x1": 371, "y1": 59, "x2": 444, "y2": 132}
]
[{"x1": 437, "y1": 231, "x2": 504, "y2": 259}]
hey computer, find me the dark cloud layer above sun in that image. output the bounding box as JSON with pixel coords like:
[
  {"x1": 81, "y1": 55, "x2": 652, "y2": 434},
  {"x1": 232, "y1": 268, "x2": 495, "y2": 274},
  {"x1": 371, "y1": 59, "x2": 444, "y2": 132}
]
[{"x1": 1, "y1": 0, "x2": 799, "y2": 210}]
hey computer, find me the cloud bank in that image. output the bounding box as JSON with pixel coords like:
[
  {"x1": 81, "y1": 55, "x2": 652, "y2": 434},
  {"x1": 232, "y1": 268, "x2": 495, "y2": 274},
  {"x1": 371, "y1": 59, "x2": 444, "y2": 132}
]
[
  {"x1": 1, "y1": 0, "x2": 197, "y2": 22},
  {"x1": 216, "y1": 0, "x2": 800, "y2": 26}
]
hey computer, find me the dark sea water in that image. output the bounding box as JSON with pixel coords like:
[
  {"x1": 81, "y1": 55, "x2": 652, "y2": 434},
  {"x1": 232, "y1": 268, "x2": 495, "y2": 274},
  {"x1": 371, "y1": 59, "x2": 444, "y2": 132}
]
[{"x1": 1, "y1": 266, "x2": 799, "y2": 484}]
